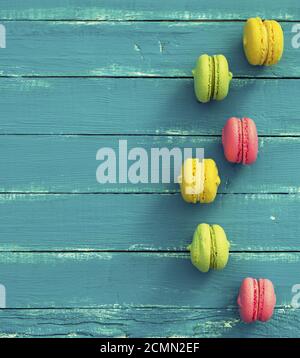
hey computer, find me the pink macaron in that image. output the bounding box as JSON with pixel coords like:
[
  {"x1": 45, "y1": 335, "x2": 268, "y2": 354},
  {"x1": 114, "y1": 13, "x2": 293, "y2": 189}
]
[
  {"x1": 237, "y1": 277, "x2": 276, "y2": 323},
  {"x1": 222, "y1": 117, "x2": 258, "y2": 164}
]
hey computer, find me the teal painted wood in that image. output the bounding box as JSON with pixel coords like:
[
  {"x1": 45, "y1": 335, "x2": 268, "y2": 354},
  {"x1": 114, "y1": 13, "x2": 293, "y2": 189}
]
[
  {"x1": 0, "y1": 252, "x2": 299, "y2": 308},
  {"x1": 0, "y1": 0, "x2": 299, "y2": 20},
  {"x1": 1, "y1": 78, "x2": 300, "y2": 135},
  {"x1": 0, "y1": 21, "x2": 297, "y2": 77},
  {"x1": 0, "y1": 308, "x2": 299, "y2": 338},
  {"x1": 1, "y1": 0, "x2": 299, "y2": 339},
  {"x1": 0, "y1": 136, "x2": 299, "y2": 193},
  {"x1": 0, "y1": 193, "x2": 299, "y2": 252}
]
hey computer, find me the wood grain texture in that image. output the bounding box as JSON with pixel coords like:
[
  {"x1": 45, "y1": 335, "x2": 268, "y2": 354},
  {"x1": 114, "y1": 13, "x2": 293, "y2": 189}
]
[
  {"x1": 0, "y1": 136, "x2": 299, "y2": 193},
  {"x1": 0, "y1": 193, "x2": 299, "y2": 252},
  {"x1": 0, "y1": 0, "x2": 299, "y2": 20},
  {"x1": 0, "y1": 308, "x2": 299, "y2": 338},
  {"x1": 1, "y1": 78, "x2": 300, "y2": 135},
  {"x1": 0, "y1": 252, "x2": 299, "y2": 308},
  {"x1": 1, "y1": 0, "x2": 300, "y2": 339},
  {"x1": 0, "y1": 21, "x2": 297, "y2": 77}
]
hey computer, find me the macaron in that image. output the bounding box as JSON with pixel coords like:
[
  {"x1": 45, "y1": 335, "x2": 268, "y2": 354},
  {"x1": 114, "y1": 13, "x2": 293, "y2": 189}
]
[
  {"x1": 187, "y1": 223, "x2": 230, "y2": 272},
  {"x1": 178, "y1": 158, "x2": 221, "y2": 204},
  {"x1": 193, "y1": 54, "x2": 233, "y2": 103},
  {"x1": 222, "y1": 117, "x2": 258, "y2": 165},
  {"x1": 237, "y1": 278, "x2": 276, "y2": 323},
  {"x1": 243, "y1": 17, "x2": 284, "y2": 66}
]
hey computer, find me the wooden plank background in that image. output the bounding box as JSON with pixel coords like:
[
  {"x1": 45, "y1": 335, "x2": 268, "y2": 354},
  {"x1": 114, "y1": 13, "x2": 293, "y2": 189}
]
[
  {"x1": 0, "y1": 0, "x2": 299, "y2": 20},
  {"x1": 0, "y1": 252, "x2": 299, "y2": 307},
  {"x1": 0, "y1": 78, "x2": 300, "y2": 135},
  {"x1": 0, "y1": 194, "x2": 298, "y2": 251},
  {"x1": 0, "y1": 136, "x2": 299, "y2": 193},
  {"x1": 0, "y1": 0, "x2": 299, "y2": 338},
  {"x1": 0, "y1": 21, "x2": 298, "y2": 77}
]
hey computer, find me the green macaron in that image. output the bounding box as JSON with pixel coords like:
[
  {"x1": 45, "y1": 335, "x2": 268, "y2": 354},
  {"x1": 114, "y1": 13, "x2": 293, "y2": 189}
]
[
  {"x1": 187, "y1": 223, "x2": 230, "y2": 272},
  {"x1": 192, "y1": 54, "x2": 233, "y2": 103}
]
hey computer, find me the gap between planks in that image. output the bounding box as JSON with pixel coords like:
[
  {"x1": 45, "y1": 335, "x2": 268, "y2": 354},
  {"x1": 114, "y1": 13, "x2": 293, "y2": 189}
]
[
  {"x1": 0, "y1": 134, "x2": 299, "y2": 138},
  {"x1": 1, "y1": 76, "x2": 300, "y2": 80},
  {"x1": 0, "y1": 251, "x2": 298, "y2": 255},
  {"x1": 0, "y1": 306, "x2": 295, "y2": 310},
  {"x1": 0, "y1": 192, "x2": 298, "y2": 195},
  {"x1": 0, "y1": 250, "x2": 299, "y2": 253},
  {"x1": 0, "y1": 19, "x2": 300, "y2": 23}
]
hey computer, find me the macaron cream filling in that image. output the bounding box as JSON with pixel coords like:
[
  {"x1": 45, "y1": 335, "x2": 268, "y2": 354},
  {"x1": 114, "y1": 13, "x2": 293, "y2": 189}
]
[
  {"x1": 209, "y1": 226, "x2": 217, "y2": 269},
  {"x1": 242, "y1": 118, "x2": 248, "y2": 164},
  {"x1": 258, "y1": 278, "x2": 265, "y2": 321},
  {"x1": 200, "y1": 159, "x2": 221, "y2": 203},
  {"x1": 237, "y1": 119, "x2": 243, "y2": 163},
  {"x1": 252, "y1": 279, "x2": 259, "y2": 321},
  {"x1": 264, "y1": 21, "x2": 275, "y2": 66},
  {"x1": 208, "y1": 56, "x2": 214, "y2": 102},
  {"x1": 258, "y1": 19, "x2": 269, "y2": 65},
  {"x1": 199, "y1": 162, "x2": 207, "y2": 203},
  {"x1": 212, "y1": 55, "x2": 218, "y2": 100},
  {"x1": 191, "y1": 159, "x2": 198, "y2": 203}
]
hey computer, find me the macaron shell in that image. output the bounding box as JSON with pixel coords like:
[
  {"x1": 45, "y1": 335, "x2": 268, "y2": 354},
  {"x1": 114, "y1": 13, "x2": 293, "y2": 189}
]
[
  {"x1": 214, "y1": 55, "x2": 232, "y2": 101},
  {"x1": 258, "y1": 279, "x2": 276, "y2": 321},
  {"x1": 193, "y1": 54, "x2": 213, "y2": 103},
  {"x1": 272, "y1": 21, "x2": 284, "y2": 64},
  {"x1": 259, "y1": 20, "x2": 269, "y2": 65},
  {"x1": 243, "y1": 18, "x2": 268, "y2": 65},
  {"x1": 222, "y1": 117, "x2": 243, "y2": 163},
  {"x1": 264, "y1": 20, "x2": 284, "y2": 66},
  {"x1": 242, "y1": 117, "x2": 258, "y2": 165},
  {"x1": 188, "y1": 223, "x2": 211, "y2": 272},
  {"x1": 237, "y1": 277, "x2": 257, "y2": 323},
  {"x1": 200, "y1": 159, "x2": 221, "y2": 203},
  {"x1": 211, "y1": 224, "x2": 230, "y2": 270}
]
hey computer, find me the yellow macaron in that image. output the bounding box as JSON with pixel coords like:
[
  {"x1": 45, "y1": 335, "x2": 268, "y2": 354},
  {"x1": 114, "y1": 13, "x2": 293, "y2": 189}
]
[
  {"x1": 243, "y1": 17, "x2": 284, "y2": 66},
  {"x1": 178, "y1": 158, "x2": 221, "y2": 204}
]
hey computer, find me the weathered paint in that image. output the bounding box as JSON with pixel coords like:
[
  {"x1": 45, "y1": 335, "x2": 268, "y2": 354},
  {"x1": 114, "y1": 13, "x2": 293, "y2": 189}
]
[
  {"x1": 0, "y1": 21, "x2": 297, "y2": 77},
  {"x1": 0, "y1": 193, "x2": 299, "y2": 251},
  {"x1": 1, "y1": 78, "x2": 300, "y2": 135},
  {"x1": 0, "y1": 308, "x2": 299, "y2": 338},
  {"x1": 0, "y1": 252, "x2": 299, "y2": 308},
  {"x1": 0, "y1": 136, "x2": 299, "y2": 193},
  {"x1": 0, "y1": 0, "x2": 299, "y2": 338},
  {"x1": 0, "y1": 0, "x2": 299, "y2": 20}
]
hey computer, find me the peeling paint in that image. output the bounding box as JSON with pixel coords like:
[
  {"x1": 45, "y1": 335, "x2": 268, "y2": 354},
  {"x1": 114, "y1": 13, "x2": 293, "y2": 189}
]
[
  {"x1": 158, "y1": 40, "x2": 164, "y2": 54},
  {"x1": 233, "y1": 252, "x2": 300, "y2": 263}
]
